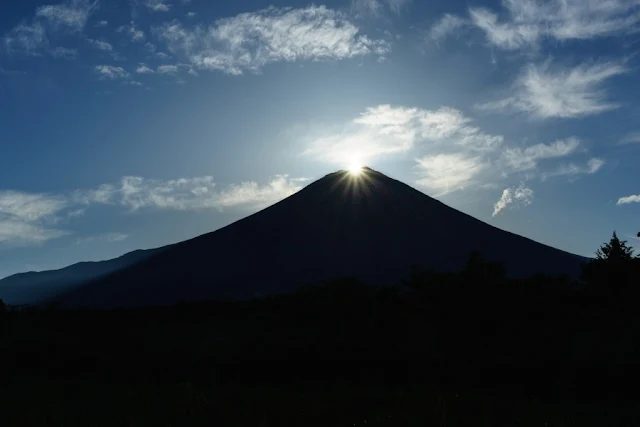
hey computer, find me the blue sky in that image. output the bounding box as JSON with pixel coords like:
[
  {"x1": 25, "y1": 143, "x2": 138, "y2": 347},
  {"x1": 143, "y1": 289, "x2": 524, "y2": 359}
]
[{"x1": 1, "y1": 0, "x2": 640, "y2": 279}]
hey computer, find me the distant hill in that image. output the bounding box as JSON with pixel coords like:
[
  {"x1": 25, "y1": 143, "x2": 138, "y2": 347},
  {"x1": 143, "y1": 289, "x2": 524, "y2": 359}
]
[
  {"x1": 0, "y1": 248, "x2": 165, "y2": 305},
  {"x1": 52, "y1": 167, "x2": 588, "y2": 308}
]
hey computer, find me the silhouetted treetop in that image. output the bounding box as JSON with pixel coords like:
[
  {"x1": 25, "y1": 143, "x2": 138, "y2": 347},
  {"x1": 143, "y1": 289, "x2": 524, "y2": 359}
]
[{"x1": 595, "y1": 231, "x2": 635, "y2": 261}]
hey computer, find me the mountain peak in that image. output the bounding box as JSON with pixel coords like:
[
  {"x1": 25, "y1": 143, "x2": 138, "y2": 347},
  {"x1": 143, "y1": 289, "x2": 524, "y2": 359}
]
[{"x1": 50, "y1": 168, "x2": 585, "y2": 308}]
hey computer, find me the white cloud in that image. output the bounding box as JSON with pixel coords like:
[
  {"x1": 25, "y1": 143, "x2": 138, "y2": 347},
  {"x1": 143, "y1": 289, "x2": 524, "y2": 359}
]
[
  {"x1": 36, "y1": 0, "x2": 97, "y2": 32},
  {"x1": 116, "y1": 22, "x2": 145, "y2": 42},
  {"x1": 77, "y1": 232, "x2": 129, "y2": 244},
  {"x1": 87, "y1": 38, "x2": 112, "y2": 51},
  {"x1": 2, "y1": 0, "x2": 97, "y2": 55},
  {"x1": 492, "y1": 182, "x2": 534, "y2": 217},
  {"x1": 618, "y1": 195, "x2": 640, "y2": 205},
  {"x1": 157, "y1": 64, "x2": 178, "y2": 74},
  {"x1": 146, "y1": 0, "x2": 171, "y2": 12},
  {"x1": 542, "y1": 157, "x2": 605, "y2": 180},
  {"x1": 136, "y1": 64, "x2": 155, "y2": 73},
  {"x1": 2, "y1": 22, "x2": 48, "y2": 54},
  {"x1": 77, "y1": 174, "x2": 304, "y2": 211},
  {"x1": 155, "y1": 51, "x2": 170, "y2": 59},
  {"x1": 50, "y1": 46, "x2": 77, "y2": 58},
  {"x1": 468, "y1": 0, "x2": 640, "y2": 50},
  {"x1": 619, "y1": 132, "x2": 640, "y2": 145},
  {"x1": 304, "y1": 104, "x2": 503, "y2": 167},
  {"x1": 0, "y1": 191, "x2": 69, "y2": 246},
  {"x1": 153, "y1": 5, "x2": 390, "y2": 75},
  {"x1": 186, "y1": 12, "x2": 196, "y2": 18},
  {"x1": 145, "y1": 42, "x2": 156, "y2": 52},
  {"x1": 429, "y1": 14, "x2": 466, "y2": 42},
  {"x1": 477, "y1": 61, "x2": 627, "y2": 119},
  {"x1": 95, "y1": 20, "x2": 108, "y2": 27},
  {"x1": 502, "y1": 137, "x2": 581, "y2": 171},
  {"x1": 415, "y1": 153, "x2": 486, "y2": 196},
  {"x1": 94, "y1": 65, "x2": 130, "y2": 79},
  {"x1": 216, "y1": 175, "x2": 303, "y2": 209},
  {"x1": 351, "y1": 0, "x2": 411, "y2": 16}
]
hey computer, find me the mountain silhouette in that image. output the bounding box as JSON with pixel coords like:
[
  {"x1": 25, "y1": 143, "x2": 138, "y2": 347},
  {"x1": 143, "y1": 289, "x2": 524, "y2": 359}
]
[
  {"x1": 0, "y1": 248, "x2": 164, "y2": 305},
  {"x1": 49, "y1": 167, "x2": 587, "y2": 308}
]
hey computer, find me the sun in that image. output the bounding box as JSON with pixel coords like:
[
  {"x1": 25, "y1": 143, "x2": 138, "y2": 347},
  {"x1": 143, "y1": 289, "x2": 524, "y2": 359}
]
[{"x1": 348, "y1": 164, "x2": 363, "y2": 175}]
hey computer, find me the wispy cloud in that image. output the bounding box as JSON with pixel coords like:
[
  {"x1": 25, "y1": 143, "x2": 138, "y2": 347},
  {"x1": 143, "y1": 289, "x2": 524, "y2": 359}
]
[
  {"x1": 186, "y1": 12, "x2": 196, "y2": 18},
  {"x1": 157, "y1": 64, "x2": 178, "y2": 74},
  {"x1": 77, "y1": 174, "x2": 304, "y2": 211},
  {"x1": 415, "y1": 153, "x2": 486, "y2": 196},
  {"x1": 618, "y1": 194, "x2": 640, "y2": 205},
  {"x1": 136, "y1": 64, "x2": 155, "y2": 73},
  {"x1": 429, "y1": 14, "x2": 466, "y2": 43},
  {"x1": 2, "y1": 0, "x2": 97, "y2": 55},
  {"x1": 351, "y1": 0, "x2": 411, "y2": 16},
  {"x1": 95, "y1": 20, "x2": 108, "y2": 27},
  {"x1": 94, "y1": 65, "x2": 130, "y2": 79},
  {"x1": 542, "y1": 157, "x2": 605, "y2": 180},
  {"x1": 76, "y1": 232, "x2": 129, "y2": 244},
  {"x1": 477, "y1": 61, "x2": 627, "y2": 119},
  {"x1": 153, "y1": 5, "x2": 390, "y2": 75},
  {"x1": 304, "y1": 104, "x2": 503, "y2": 167},
  {"x1": 502, "y1": 137, "x2": 581, "y2": 171},
  {"x1": 467, "y1": 0, "x2": 640, "y2": 50},
  {"x1": 145, "y1": 0, "x2": 171, "y2": 12},
  {"x1": 36, "y1": 0, "x2": 97, "y2": 32},
  {"x1": 87, "y1": 38, "x2": 112, "y2": 51},
  {"x1": 50, "y1": 46, "x2": 77, "y2": 58},
  {"x1": 116, "y1": 21, "x2": 145, "y2": 42},
  {"x1": 0, "y1": 191, "x2": 69, "y2": 246},
  {"x1": 492, "y1": 182, "x2": 534, "y2": 217},
  {"x1": 619, "y1": 132, "x2": 640, "y2": 145}
]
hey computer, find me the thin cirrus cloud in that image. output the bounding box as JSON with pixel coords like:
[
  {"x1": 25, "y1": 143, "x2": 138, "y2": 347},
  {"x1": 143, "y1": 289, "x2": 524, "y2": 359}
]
[
  {"x1": 541, "y1": 157, "x2": 605, "y2": 180},
  {"x1": 1, "y1": 0, "x2": 97, "y2": 55},
  {"x1": 136, "y1": 64, "x2": 155, "y2": 74},
  {"x1": 477, "y1": 61, "x2": 628, "y2": 119},
  {"x1": 94, "y1": 65, "x2": 130, "y2": 79},
  {"x1": 415, "y1": 153, "x2": 486, "y2": 196},
  {"x1": 492, "y1": 182, "x2": 534, "y2": 217},
  {"x1": 501, "y1": 137, "x2": 581, "y2": 172},
  {"x1": 0, "y1": 191, "x2": 69, "y2": 246},
  {"x1": 0, "y1": 174, "x2": 305, "y2": 246},
  {"x1": 157, "y1": 64, "x2": 179, "y2": 74},
  {"x1": 351, "y1": 0, "x2": 412, "y2": 16},
  {"x1": 428, "y1": 14, "x2": 467, "y2": 43},
  {"x1": 618, "y1": 195, "x2": 640, "y2": 205},
  {"x1": 86, "y1": 38, "x2": 112, "y2": 51},
  {"x1": 75, "y1": 174, "x2": 305, "y2": 211},
  {"x1": 116, "y1": 22, "x2": 145, "y2": 42},
  {"x1": 146, "y1": 0, "x2": 171, "y2": 12},
  {"x1": 76, "y1": 232, "x2": 129, "y2": 244},
  {"x1": 153, "y1": 5, "x2": 391, "y2": 75},
  {"x1": 466, "y1": 0, "x2": 640, "y2": 51},
  {"x1": 304, "y1": 104, "x2": 504, "y2": 168}
]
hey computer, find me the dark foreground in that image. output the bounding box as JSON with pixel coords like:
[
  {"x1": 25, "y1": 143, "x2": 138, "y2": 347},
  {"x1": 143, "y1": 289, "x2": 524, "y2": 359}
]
[{"x1": 3, "y1": 264, "x2": 640, "y2": 426}]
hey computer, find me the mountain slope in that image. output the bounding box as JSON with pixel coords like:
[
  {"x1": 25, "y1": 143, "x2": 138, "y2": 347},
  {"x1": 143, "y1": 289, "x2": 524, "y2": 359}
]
[
  {"x1": 0, "y1": 248, "x2": 165, "y2": 305},
  {"x1": 55, "y1": 168, "x2": 587, "y2": 308}
]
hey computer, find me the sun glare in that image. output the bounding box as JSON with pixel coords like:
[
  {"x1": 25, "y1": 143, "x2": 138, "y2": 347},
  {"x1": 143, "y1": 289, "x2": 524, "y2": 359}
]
[{"x1": 348, "y1": 164, "x2": 363, "y2": 175}]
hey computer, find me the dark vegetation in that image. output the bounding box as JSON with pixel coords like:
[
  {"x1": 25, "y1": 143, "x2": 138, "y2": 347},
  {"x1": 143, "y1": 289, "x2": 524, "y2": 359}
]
[{"x1": 1, "y1": 232, "x2": 640, "y2": 426}]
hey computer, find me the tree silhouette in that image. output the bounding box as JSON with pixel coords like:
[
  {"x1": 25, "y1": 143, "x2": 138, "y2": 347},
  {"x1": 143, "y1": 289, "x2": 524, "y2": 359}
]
[
  {"x1": 595, "y1": 231, "x2": 635, "y2": 261},
  {"x1": 582, "y1": 231, "x2": 637, "y2": 295}
]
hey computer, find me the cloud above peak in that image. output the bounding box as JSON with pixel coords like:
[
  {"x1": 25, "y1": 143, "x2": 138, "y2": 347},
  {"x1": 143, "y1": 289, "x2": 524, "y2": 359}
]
[
  {"x1": 153, "y1": 5, "x2": 391, "y2": 75},
  {"x1": 305, "y1": 104, "x2": 504, "y2": 168},
  {"x1": 477, "y1": 61, "x2": 627, "y2": 119}
]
